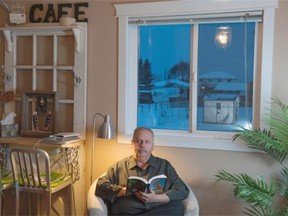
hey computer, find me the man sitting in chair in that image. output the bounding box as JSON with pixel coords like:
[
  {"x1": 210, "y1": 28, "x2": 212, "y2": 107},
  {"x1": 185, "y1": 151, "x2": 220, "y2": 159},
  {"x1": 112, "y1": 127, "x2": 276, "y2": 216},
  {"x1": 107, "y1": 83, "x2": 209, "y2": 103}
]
[{"x1": 95, "y1": 127, "x2": 189, "y2": 215}]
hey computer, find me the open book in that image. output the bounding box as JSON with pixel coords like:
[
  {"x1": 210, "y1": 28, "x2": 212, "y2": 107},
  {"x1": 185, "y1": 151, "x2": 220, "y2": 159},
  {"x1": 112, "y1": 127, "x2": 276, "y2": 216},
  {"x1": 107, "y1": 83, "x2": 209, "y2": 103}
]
[{"x1": 126, "y1": 174, "x2": 167, "y2": 195}]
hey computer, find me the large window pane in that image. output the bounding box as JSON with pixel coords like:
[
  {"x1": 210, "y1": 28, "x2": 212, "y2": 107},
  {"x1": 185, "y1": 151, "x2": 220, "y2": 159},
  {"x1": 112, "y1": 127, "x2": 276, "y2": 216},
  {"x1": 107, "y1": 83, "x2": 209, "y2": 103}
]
[
  {"x1": 137, "y1": 25, "x2": 191, "y2": 130},
  {"x1": 197, "y1": 23, "x2": 255, "y2": 132}
]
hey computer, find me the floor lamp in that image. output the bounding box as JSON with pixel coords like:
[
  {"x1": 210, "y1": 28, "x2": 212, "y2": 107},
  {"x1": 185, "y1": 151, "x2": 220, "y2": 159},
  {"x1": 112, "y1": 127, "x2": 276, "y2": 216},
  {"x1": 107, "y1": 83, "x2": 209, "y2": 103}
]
[{"x1": 90, "y1": 113, "x2": 115, "y2": 185}]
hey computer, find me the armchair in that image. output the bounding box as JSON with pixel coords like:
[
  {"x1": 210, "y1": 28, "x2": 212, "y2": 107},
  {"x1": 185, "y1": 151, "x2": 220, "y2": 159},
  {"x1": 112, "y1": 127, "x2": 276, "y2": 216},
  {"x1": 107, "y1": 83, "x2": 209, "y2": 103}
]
[{"x1": 87, "y1": 174, "x2": 199, "y2": 216}]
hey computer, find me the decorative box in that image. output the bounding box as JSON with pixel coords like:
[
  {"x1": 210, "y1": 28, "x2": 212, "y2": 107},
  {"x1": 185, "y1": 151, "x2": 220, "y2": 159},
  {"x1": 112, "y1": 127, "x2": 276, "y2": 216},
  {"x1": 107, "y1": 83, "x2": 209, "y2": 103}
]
[
  {"x1": 1, "y1": 123, "x2": 19, "y2": 137},
  {"x1": 21, "y1": 92, "x2": 57, "y2": 137}
]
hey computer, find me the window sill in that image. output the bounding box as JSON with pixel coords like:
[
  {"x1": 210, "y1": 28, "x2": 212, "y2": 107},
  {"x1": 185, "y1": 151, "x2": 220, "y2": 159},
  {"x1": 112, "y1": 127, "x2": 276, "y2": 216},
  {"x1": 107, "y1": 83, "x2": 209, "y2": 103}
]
[{"x1": 118, "y1": 131, "x2": 253, "y2": 152}]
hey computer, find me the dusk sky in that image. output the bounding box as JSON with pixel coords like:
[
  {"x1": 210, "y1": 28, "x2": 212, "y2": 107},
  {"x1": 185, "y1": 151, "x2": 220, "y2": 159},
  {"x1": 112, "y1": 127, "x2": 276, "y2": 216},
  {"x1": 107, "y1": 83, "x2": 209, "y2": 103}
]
[
  {"x1": 140, "y1": 24, "x2": 190, "y2": 80},
  {"x1": 140, "y1": 22, "x2": 255, "y2": 82}
]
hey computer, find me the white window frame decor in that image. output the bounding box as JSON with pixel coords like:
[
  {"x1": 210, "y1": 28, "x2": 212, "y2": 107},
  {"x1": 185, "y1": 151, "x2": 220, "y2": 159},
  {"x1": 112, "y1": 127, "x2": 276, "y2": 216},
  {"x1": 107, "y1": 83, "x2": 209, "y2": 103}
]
[
  {"x1": 0, "y1": 23, "x2": 87, "y2": 138},
  {"x1": 114, "y1": 0, "x2": 278, "y2": 151}
]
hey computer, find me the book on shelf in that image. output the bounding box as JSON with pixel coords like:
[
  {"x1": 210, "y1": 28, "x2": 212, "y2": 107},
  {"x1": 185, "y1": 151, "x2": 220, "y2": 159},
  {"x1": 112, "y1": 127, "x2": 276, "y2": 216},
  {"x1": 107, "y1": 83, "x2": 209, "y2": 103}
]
[
  {"x1": 41, "y1": 132, "x2": 82, "y2": 144},
  {"x1": 126, "y1": 174, "x2": 167, "y2": 196},
  {"x1": 51, "y1": 132, "x2": 81, "y2": 139}
]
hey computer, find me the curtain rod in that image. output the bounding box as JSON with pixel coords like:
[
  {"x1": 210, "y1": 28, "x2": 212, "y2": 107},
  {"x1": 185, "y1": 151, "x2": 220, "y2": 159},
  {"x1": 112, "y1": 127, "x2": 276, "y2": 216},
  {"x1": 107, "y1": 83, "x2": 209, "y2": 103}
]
[{"x1": 129, "y1": 10, "x2": 263, "y2": 25}]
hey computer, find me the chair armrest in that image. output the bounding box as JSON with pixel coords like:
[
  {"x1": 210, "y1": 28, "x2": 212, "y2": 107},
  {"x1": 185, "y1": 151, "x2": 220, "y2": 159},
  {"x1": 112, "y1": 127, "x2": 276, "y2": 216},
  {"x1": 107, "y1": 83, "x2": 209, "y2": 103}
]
[
  {"x1": 183, "y1": 182, "x2": 199, "y2": 216},
  {"x1": 87, "y1": 178, "x2": 108, "y2": 216}
]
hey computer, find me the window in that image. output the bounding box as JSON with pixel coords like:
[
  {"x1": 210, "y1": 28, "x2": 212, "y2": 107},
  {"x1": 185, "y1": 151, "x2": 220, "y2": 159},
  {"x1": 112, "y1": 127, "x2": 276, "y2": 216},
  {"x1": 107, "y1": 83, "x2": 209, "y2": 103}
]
[
  {"x1": 115, "y1": 0, "x2": 278, "y2": 151},
  {"x1": 138, "y1": 22, "x2": 255, "y2": 133}
]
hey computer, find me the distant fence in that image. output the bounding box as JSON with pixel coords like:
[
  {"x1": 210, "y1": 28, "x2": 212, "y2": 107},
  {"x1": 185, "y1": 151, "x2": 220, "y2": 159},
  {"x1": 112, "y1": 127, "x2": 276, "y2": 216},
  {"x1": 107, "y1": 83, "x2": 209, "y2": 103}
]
[
  {"x1": 138, "y1": 100, "x2": 190, "y2": 112},
  {"x1": 138, "y1": 101, "x2": 189, "y2": 120},
  {"x1": 138, "y1": 102, "x2": 169, "y2": 113}
]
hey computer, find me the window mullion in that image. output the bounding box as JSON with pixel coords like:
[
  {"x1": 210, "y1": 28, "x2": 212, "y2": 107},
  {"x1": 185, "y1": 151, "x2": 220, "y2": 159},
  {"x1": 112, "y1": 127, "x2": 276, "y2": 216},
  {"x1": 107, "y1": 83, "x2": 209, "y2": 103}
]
[
  {"x1": 32, "y1": 34, "x2": 37, "y2": 91},
  {"x1": 53, "y1": 34, "x2": 57, "y2": 92},
  {"x1": 191, "y1": 24, "x2": 198, "y2": 133}
]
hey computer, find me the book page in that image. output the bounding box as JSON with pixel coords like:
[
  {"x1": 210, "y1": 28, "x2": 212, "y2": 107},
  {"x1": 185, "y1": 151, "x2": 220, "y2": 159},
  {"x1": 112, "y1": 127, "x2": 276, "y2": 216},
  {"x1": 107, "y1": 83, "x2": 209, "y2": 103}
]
[
  {"x1": 126, "y1": 174, "x2": 167, "y2": 195},
  {"x1": 148, "y1": 174, "x2": 167, "y2": 184},
  {"x1": 148, "y1": 174, "x2": 167, "y2": 194},
  {"x1": 126, "y1": 177, "x2": 148, "y2": 195},
  {"x1": 128, "y1": 176, "x2": 148, "y2": 184}
]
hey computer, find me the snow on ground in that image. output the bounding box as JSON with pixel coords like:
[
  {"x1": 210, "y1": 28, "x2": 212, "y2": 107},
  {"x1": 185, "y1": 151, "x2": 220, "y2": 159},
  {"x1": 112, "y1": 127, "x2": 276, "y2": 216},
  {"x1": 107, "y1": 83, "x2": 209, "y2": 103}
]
[{"x1": 138, "y1": 103, "x2": 252, "y2": 132}]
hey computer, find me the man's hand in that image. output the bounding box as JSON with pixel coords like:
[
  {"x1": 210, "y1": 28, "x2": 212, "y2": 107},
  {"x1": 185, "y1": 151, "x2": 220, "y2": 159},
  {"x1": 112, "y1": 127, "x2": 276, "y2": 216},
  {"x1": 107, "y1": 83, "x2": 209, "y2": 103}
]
[
  {"x1": 135, "y1": 189, "x2": 170, "y2": 203},
  {"x1": 117, "y1": 187, "x2": 127, "y2": 197}
]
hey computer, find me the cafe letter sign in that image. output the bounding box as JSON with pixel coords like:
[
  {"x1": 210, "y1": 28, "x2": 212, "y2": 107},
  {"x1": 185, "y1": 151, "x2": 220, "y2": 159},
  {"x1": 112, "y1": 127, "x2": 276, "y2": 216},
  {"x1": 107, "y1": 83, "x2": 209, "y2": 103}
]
[{"x1": 29, "y1": 2, "x2": 88, "y2": 23}]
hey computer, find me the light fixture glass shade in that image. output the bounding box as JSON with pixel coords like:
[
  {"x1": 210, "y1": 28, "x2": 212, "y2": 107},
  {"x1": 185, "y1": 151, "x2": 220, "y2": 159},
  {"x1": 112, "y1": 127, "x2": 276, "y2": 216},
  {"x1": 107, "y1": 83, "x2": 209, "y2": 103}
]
[
  {"x1": 97, "y1": 115, "x2": 115, "y2": 139},
  {"x1": 215, "y1": 26, "x2": 232, "y2": 48}
]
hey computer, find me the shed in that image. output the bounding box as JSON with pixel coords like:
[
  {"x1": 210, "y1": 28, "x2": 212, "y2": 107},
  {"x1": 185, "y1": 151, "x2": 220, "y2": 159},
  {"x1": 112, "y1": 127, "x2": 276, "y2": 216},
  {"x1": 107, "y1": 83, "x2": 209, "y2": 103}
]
[{"x1": 203, "y1": 94, "x2": 240, "y2": 124}]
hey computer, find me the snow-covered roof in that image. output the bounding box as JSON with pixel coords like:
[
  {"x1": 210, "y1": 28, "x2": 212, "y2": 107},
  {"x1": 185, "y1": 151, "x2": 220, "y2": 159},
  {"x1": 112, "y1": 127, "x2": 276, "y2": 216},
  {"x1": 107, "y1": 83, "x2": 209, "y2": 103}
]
[
  {"x1": 203, "y1": 93, "x2": 239, "y2": 101},
  {"x1": 154, "y1": 79, "x2": 189, "y2": 87},
  {"x1": 199, "y1": 71, "x2": 238, "y2": 80}
]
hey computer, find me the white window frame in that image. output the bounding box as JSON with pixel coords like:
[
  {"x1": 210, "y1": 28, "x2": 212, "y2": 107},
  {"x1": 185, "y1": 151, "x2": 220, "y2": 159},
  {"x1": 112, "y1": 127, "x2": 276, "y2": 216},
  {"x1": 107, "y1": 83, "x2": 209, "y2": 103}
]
[{"x1": 114, "y1": 0, "x2": 278, "y2": 152}]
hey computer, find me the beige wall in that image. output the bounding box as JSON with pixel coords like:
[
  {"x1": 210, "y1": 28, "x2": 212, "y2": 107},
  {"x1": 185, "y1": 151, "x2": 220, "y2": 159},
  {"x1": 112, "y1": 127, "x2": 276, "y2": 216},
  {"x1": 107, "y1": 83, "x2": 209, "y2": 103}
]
[
  {"x1": 1, "y1": 0, "x2": 288, "y2": 215},
  {"x1": 273, "y1": 0, "x2": 288, "y2": 103},
  {"x1": 87, "y1": 1, "x2": 288, "y2": 215}
]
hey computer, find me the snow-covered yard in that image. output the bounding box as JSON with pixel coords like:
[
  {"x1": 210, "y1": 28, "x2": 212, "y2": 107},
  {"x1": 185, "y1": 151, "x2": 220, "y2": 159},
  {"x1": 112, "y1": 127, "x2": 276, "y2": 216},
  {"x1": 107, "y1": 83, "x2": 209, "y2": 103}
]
[{"x1": 138, "y1": 103, "x2": 252, "y2": 132}]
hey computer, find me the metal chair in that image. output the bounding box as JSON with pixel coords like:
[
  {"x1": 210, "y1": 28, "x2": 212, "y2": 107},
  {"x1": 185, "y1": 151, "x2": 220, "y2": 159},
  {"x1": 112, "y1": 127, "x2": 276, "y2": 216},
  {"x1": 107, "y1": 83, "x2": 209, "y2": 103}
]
[{"x1": 10, "y1": 148, "x2": 73, "y2": 216}]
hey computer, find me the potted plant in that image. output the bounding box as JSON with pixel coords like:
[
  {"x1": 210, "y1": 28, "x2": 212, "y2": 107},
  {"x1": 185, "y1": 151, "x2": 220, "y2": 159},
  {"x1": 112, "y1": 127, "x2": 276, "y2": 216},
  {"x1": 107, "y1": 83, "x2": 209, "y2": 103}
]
[{"x1": 215, "y1": 98, "x2": 288, "y2": 215}]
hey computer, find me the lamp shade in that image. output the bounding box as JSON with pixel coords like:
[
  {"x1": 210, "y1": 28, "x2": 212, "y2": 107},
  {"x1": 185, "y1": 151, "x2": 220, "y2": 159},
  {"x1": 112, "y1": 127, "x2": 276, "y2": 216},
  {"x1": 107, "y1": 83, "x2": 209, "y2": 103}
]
[{"x1": 97, "y1": 115, "x2": 115, "y2": 139}]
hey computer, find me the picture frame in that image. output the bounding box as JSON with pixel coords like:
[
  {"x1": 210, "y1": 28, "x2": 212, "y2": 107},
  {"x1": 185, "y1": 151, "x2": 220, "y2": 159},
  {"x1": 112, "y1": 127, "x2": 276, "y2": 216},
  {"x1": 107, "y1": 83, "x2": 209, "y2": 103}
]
[{"x1": 21, "y1": 92, "x2": 57, "y2": 137}]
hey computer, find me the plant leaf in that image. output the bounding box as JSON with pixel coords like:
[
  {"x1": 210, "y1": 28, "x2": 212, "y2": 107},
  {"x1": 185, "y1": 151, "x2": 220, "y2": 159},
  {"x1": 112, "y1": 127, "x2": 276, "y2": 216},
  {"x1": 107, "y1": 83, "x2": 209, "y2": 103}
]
[
  {"x1": 276, "y1": 167, "x2": 288, "y2": 199},
  {"x1": 233, "y1": 129, "x2": 287, "y2": 163},
  {"x1": 243, "y1": 205, "x2": 276, "y2": 216},
  {"x1": 215, "y1": 170, "x2": 276, "y2": 208}
]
